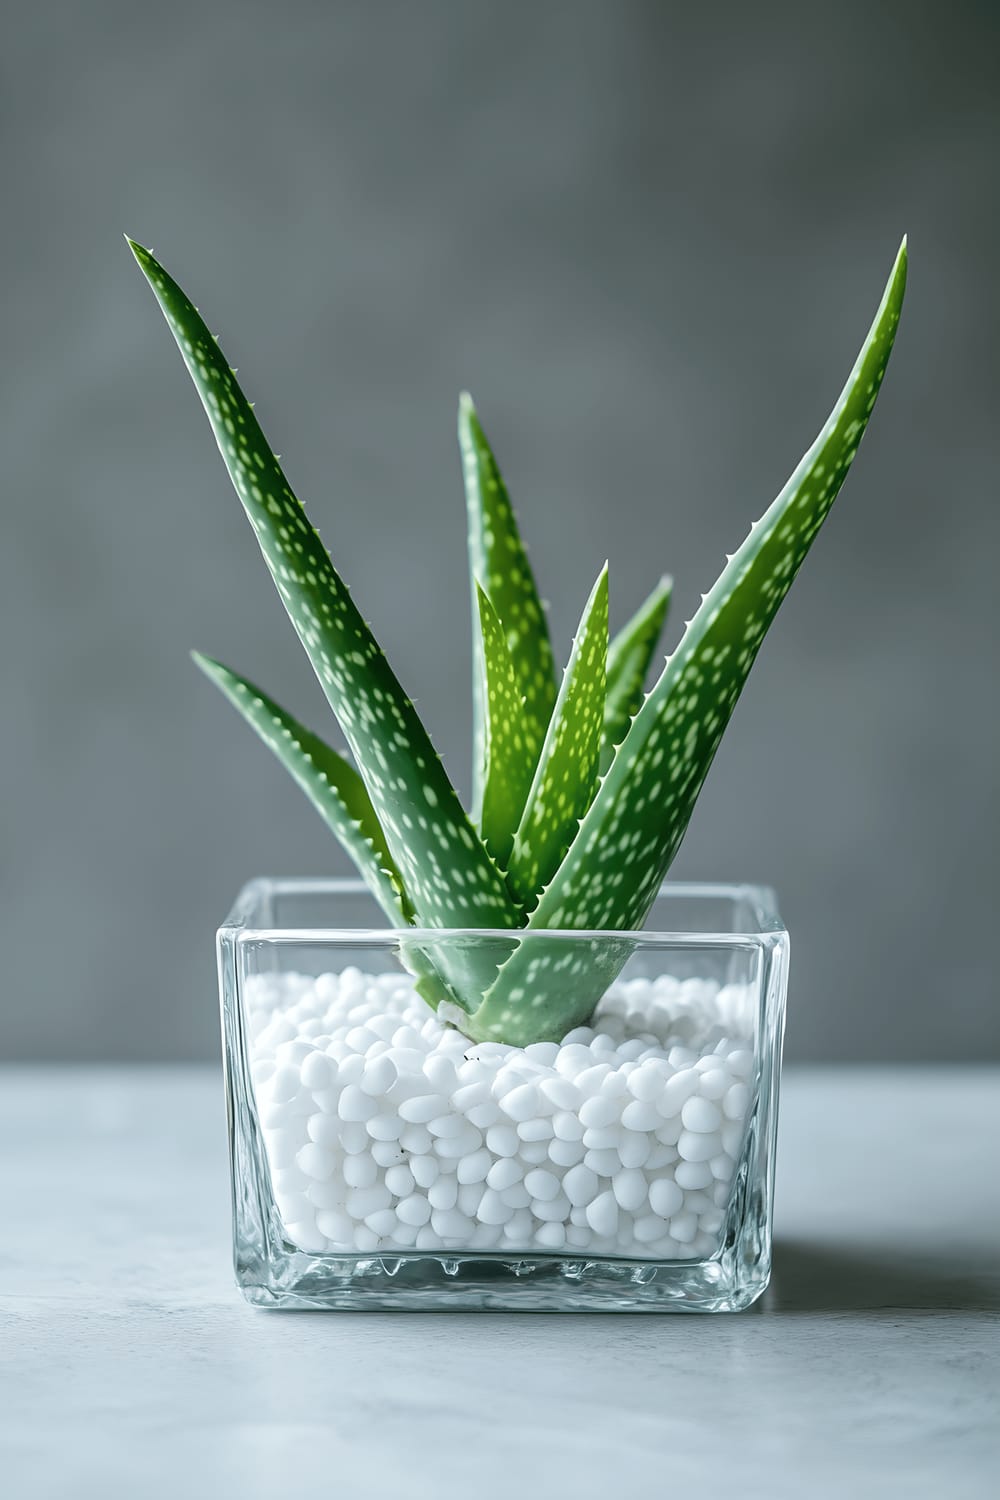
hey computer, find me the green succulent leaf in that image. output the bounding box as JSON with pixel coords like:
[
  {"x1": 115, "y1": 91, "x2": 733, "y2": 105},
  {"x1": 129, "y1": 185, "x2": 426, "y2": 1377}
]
[
  {"x1": 130, "y1": 241, "x2": 515, "y2": 941},
  {"x1": 465, "y1": 238, "x2": 908, "y2": 1043},
  {"x1": 601, "y1": 575, "x2": 673, "y2": 773},
  {"x1": 505, "y1": 565, "x2": 609, "y2": 908},
  {"x1": 475, "y1": 583, "x2": 536, "y2": 872},
  {"x1": 460, "y1": 393, "x2": 557, "y2": 820},
  {"x1": 193, "y1": 653, "x2": 412, "y2": 925}
]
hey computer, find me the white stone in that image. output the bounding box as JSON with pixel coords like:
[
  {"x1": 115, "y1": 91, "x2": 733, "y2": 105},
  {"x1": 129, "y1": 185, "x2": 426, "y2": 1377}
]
[
  {"x1": 649, "y1": 1178, "x2": 684, "y2": 1218},
  {"x1": 250, "y1": 968, "x2": 752, "y2": 1258},
  {"x1": 681, "y1": 1096, "x2": 722, "y2": 1133}
]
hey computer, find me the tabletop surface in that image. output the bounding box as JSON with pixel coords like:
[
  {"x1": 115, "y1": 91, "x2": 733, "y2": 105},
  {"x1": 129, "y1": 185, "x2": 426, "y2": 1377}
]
[{"x1": 2, "y1": 1065, "x2": 997, "y2": 1499}]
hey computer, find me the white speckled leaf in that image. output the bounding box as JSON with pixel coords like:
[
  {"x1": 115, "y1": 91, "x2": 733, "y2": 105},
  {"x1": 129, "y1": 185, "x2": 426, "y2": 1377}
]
[
  {"x1": 601, "y1": 576, "x2": 673, "y2": 773},
  {"x1": 460, "y1": 394, "x2": 556, "y2": 820},
  {"x1": 464, "y1": 240, "x2": 907, "y2": 1043},
  {"x1": 130, "y1": 242, "x2": 514, "y2": 939},
  {"x1": 193, "y1": 654, "x2": 412, "y2": 925},
  {"x1": 505, "y1": 566, "x2": 609, "y2": 908},
  {"x1": 475, "y1": 584, "x2": 535, "y2": 873}
]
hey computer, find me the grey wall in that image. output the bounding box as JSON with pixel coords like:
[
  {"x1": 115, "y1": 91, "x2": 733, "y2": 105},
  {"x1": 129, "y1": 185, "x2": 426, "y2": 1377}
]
[{"x1": 2, "y1": 0, "x2": 997, "y2": 1061}]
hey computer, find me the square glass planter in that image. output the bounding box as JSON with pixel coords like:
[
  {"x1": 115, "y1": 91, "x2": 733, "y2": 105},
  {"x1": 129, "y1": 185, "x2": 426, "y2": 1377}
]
[{"x1": 219, "y1": 878, "x2": 788, "y2": 1311}]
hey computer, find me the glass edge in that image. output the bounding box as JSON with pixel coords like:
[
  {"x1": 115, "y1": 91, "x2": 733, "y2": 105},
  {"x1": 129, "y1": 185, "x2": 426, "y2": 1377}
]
[{"x1": 219, "y1": 876, "x2": 788, "y2": 946}]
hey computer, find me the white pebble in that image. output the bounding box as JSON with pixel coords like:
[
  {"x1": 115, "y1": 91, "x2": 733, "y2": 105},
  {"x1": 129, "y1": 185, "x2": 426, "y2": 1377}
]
[
  {"x1": 399, "y1": 1125, "x2": 433, "y2": 1153},
  {"x1": 397, "y1": 1094, "x2": 446, "y2": 1124},
  {"x1": 466, "y1": 1100, "x2": 502, "y2": 1129},
  {"x1": 365, "y1": 1208, "x2": 398, "y2": 1238},
  {"x1": 504, "y1": 1208, "x2": 534, "y2": 1241},
  {"x1": 723, "y1": 1082, "x2": 751, "y2": 1120},
  {"x1": 523, "y1": 1168, "x2": 561, "y2": 1201},
  {"x1": 346, "y1": 1184, "x2": 391, "y2": 1218},
  {"x1": 396, "y1": 1194, "x2": 432, "y2": 1227},
  {"x1": 678, "y1": 1129, "x2": 722, "y2": 1163},
  {"x1": 451, "y1": 1081, "x2": 491, "y2": 1111},
  {"x1": 371, "y1": 1140, "x2": 405, "y2": 1167},
  {"x1": 645, "y1": 1142, "x2": 678, "y2": 1169},
  {"x1": 617, "y1": 1131, "x2": 652, "y2": 1169},
  {"x1": 499, "y1": 1083, "x2": 541, "y2": 1122},
  {"x1": 486, "y1": 1158, "x2": 523, "y2": 1192},
  {"x1": 658, "y1": 1069, "x2": 700, "y2": 1114},
  {"x1": 486, "y1": 1125, "x2": 520, "y2": 1157},
  {"x1": 315, "y1": 1208, "x2": 352, "y2": 1242},
  {"x1": 585, "y1": 1191, "x2": 619, "y2": 1238},
  {"x1": 670, "y1": 1211, "x2": 698, "y2": 1243},
  {"x1": 539, "y1": 1076, "x2": 578, "y2": 1110},
  {"x1": 457, "y1": 1148, "x2": 493, "y2": 1185},
  {"x1": 424, "y1": 1055, "x2": 458, "y2": 1092},
  {"x1": 627, "y1": 1061, "x2": 670, "y2": 1101},
  {"x1": 431, "y1": 1208, "x2": 474, "y2": 1239},
  {"x1": 574, "y1": 1063, "x2": 611, "y2": 1094},
  {"x1": 269, "y1": 1066, "x2": 300, "y2": 1104},
  {"x1": 533, "y1": 1192, "x2": 571, "y2": 1222},
  {"x1": 681, "y1": 1096, "x2": 722, "y2": 1133},
  {"x1": 674, "y1": 1159, "x2": 714, "y2": 1189},
  {"x1": 428, "y1": 1176, "x2": 458, "y2": 1211},
  {"x1": 633, "y1": 1213, "x2": 669, "y2": 1244},
  {"x1": 476, "y1": 1189, "x2": 512, "y2": 1225},
  {"x1": 612, "y1": 1169, "x2": 647, "y2": 1211},
  {"x1": 584, "y1": 1147, "x2": 621, "y2": 1177},
  {"x1": 620, "y1": 1099, "x2": 661, "y2": 1132},
  {"x1": 649, "y1": 1178, "x2": 684, "y2": 1218},
  {"x1": 727, "y1": 1049, "x2": 754, "y2": 1079},
  {"x1": 384, "y1": 1164, "x2": 415, "y2": 1197},
  {"x1": 410, "y1": 1155, "x2": 439, "y2": 1189},
  {"x1": 337, "y1": 1085, "x2": 376, "y2": 1123},
  {"x1": 697, "y1": 1069, "x2": 729, "y2": 1100},
  {"x1": 548, "y1": 1137, "x2": 587, "y2": 1167},
  {"x1": 296, "y1": 1144, "x2": 336, "y2": 1181},
  {"x1": 343, "y1": 1154, "x2": 378, "y2": 1189},
  {"x1": 306, "y1": 1113, "x2": 342, "y2": 1148},
  {"x1": 552, "y1": 1111, "x2": 585, "y2": 1142},
  {"x1": 524, "y1": 1041, "x2": 560, "y2": 1066},
  {"x1": 359, "y1": 1054, "x2": 398, "y2": 1097},
  {"x1": 434, "y1": 1129, "x2": 482, "y2": 1158},
  {"x1": 287, "y1": 1221, "x2": 328, "y2": 1253},
  {"x1": 563, "y1": 1164, "x2": 599, "y2": 1207},
  {"x1": 300, "y1": 1050, "x2": 333, "y2": 1091},
  {"x1": 578, "y1": 1094, "x2": 620, "y2": 1129}
]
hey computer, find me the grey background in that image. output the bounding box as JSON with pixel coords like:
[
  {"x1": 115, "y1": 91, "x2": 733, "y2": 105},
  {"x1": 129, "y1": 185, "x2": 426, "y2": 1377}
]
[{"x1": 2, "y1": 0, "x2": 996, "y2": 1062}]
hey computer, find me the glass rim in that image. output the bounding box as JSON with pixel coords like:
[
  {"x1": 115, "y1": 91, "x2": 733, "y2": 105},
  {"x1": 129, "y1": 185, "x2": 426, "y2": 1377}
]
[{"x1": 221, "y1": 876, "x2": 788, "y2": 948}]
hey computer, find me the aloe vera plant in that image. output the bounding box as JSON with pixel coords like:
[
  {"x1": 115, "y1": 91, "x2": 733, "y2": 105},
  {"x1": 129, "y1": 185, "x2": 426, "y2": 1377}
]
[{"x1": 131, "y1": 236, "x2": 906, "y2": 1045}]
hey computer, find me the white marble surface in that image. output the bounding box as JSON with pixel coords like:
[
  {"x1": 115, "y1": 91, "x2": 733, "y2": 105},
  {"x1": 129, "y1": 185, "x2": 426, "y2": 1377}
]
[{"x1": 2, "y1": 1067, "x2": 997, "y2": 1498}]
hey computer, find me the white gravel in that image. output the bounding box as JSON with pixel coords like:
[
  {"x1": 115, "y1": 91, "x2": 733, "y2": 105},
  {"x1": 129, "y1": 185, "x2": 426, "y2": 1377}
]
[{"x1": 247, "y1": 968, "x2": 756, "y2": 1259}]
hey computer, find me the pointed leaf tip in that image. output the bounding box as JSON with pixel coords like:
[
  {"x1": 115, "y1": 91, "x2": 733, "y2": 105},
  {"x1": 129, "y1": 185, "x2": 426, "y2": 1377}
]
[{"x1": 134, "y1": 243, "x2": 515, "y2": 943}]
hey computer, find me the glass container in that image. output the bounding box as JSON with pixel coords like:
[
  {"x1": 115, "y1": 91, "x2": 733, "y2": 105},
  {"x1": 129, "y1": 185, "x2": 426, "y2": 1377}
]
[{"x1": 219, "y1": 879, "x2": 788, "y2": 1311}]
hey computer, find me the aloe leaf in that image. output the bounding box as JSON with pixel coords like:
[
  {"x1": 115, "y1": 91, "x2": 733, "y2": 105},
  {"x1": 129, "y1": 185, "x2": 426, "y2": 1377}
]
[
  {"x1": 601, "y1": 576, "x2": 673, "y2": 773},
  {"x1": 130, "y1": 241, "x2": 515, "y2": 942},
  {"x1": 465, "y1": 239, "x2": 907, "y2": 1043},
  {"x1": 193, "y1": 653, "x2": 413, "y2": 925},
  {"x1": 505, "y1": 565, "x2": 609, "y2": 908},
  {"x1": 459, "y1": 393, "x2": 557, "y2": 819},
  {"x1": 475, "y1": 584, "x2": 536, "y2": 872}
]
